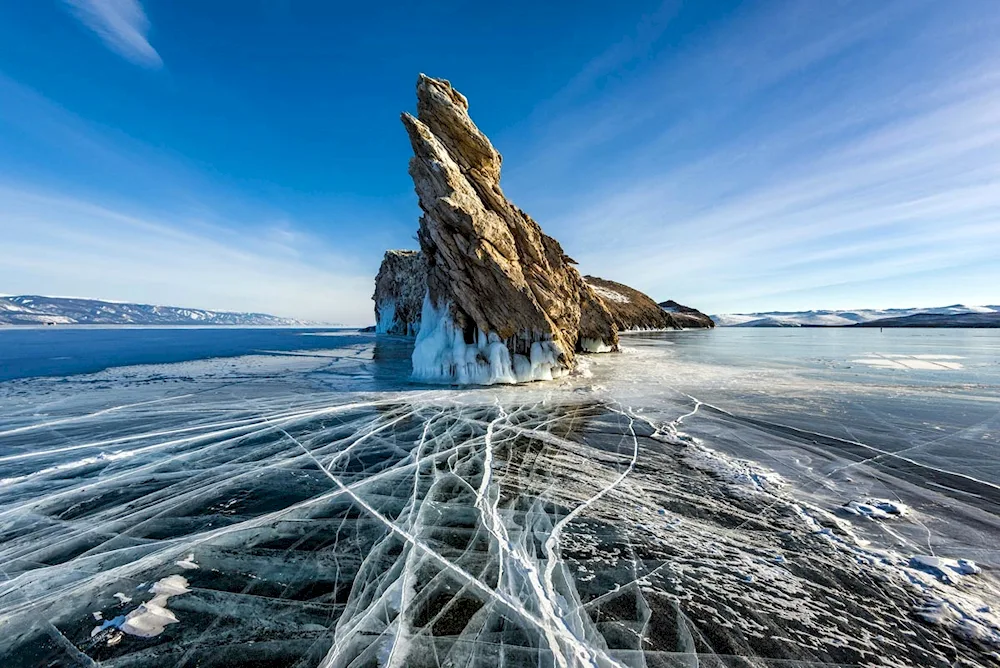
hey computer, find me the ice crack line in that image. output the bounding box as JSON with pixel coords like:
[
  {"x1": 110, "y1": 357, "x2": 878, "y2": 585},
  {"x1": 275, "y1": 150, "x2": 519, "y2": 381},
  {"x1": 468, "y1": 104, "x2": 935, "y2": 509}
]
[
  {"x1": 266, "y1": 412, "x2": 624, "y2": 668},
  {"x1": 539, "y1": 403, "x2": 639, "y2": 664}
]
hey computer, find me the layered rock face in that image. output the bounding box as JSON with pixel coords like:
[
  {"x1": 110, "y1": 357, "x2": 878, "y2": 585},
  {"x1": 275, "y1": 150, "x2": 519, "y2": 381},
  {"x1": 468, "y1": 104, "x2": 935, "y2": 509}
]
[
  {"x1": 373, "y1": 250, "x2": 425, "y2": 335},
  {"x1": 658, "y1": 299, "x2": 716, "y2": 329},
  {"x1": 585, "y1": 276, "x2": 677, "y2": 331},
  {"x1": 584, "y1": 276, "x2": 715, "y2": 330},
  {"x1": 401, "y1": 75, "x2": 618, "y2": 383}
]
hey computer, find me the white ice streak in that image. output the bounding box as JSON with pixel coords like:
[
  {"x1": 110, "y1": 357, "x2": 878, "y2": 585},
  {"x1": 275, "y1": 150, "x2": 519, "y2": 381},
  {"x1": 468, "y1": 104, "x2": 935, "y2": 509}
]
[
  {"x1": 851, "y1": 354, "x2": 964, "y2": 370},
  {"x1": 0, "y1": 394, "x2": 193, "y2": 440},
  {"x1": 276, "y1": 417, "x2": 623, "y2": 668}
]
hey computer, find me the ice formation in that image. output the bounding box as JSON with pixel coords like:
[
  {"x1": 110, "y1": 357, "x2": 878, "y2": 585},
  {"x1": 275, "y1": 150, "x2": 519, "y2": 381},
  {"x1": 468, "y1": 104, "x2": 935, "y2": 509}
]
[
  {"x1": 411, "y1": 295, "x2": 567, "y2": 384},
  {"x1": 375, "y1": 298, "x2": 397, "y2": 334}
]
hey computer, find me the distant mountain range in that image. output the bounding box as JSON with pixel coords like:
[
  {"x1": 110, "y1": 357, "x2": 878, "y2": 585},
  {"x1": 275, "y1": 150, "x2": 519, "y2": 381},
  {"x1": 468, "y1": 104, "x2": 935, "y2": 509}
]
[
  {"x1": 0, "y1": 295, "x2": 308, "y2": 326},
  {"x1": 711, "y1": 305, "x2": 1000, "y2": 328}
]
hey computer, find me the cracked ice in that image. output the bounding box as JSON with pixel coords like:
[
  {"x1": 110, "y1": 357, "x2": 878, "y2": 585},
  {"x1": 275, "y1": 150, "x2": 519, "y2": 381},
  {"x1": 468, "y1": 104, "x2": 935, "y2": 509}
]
[{"x1": 1, "y1": 336, "x2": 999, "y2": 667}]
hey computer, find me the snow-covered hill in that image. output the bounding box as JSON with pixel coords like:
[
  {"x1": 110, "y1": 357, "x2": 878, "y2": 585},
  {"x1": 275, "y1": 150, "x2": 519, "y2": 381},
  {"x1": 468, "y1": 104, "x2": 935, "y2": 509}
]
[
  {"x1": 711, "y1": 305, "x2": 1000, "y2": 328},
  {"x1": 0, "y1": 295, "x2": 308, "y2": 326}
]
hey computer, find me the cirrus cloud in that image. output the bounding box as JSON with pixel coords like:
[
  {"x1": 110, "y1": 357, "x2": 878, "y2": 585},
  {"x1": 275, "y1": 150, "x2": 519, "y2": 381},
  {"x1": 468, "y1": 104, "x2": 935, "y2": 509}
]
[{"x1": 64, "y1": 0, "x2": 162, "y2": 68}]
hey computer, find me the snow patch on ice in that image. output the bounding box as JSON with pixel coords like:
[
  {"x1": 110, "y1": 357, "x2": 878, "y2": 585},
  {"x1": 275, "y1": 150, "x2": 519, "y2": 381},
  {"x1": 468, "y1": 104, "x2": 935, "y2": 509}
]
[
  {"x1": 916, "y1": 596, "x2": 1000, "y2": 645},
  {"x1": 119, "y1": 574, "x2": 191, "y2": 638},
  {"x1": 843, "y1": 498, "x2": 910, "y2": 519},
  {"x1": 910, "y1": 555, "x2": 982, "y2": 583},
  {"x1": 654, "y1": 404, "x2": 1000, "y2": 649},
  {"x1": 175, "y1": 553, "x2": 200, "y2": 570},
  {"x1": 683, "y1": 443, "x2": 785, "y2": 497}
]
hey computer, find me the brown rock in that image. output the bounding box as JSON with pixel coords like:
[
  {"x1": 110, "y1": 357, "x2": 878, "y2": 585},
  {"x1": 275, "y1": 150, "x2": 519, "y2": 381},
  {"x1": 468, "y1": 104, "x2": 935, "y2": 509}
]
[
  {"x1": 584, "y1": 276, "x2": 715, "y2": 330},
  {"x1": 401, "y1": 75, "x2": 618, "y2": 382},
  {"x1": 658, "y1": 300, "x2": 716, "y2": 329},
  {"x1": 373, "y1": 250, "x2": 425, "y2": 336}
]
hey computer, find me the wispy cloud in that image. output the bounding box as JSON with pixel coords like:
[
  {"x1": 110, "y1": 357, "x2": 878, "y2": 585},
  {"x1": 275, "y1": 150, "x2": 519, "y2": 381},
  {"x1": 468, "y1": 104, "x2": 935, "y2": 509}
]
[
  {"x1": 64, "y1": 0, "x2": 162, "y2": 68},
  {"x1": 0, "y1": 186, "x2": 374, "y2": 324},
  {"x1": 503, "y1": 0, "x2": 1000, "y2": 312}
]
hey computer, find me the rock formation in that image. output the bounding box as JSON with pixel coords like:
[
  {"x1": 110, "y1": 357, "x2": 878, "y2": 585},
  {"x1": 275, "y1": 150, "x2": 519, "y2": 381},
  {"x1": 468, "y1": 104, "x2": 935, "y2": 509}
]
[
  {"x1": 581, "y1": 276, "x2": 715, "y2": 330},
  {"x1": 373, "y1": 250, "x2": 425, "y2": 335},
  {"x1": 400, "y1": 75, "x2": 619, "y2": 383},
  {"x1": 585, "y1": 276, "x2": 677, "y2": 331},
  {"x1": 658, "y1": 300, "x2": 716, "y2": 329}
]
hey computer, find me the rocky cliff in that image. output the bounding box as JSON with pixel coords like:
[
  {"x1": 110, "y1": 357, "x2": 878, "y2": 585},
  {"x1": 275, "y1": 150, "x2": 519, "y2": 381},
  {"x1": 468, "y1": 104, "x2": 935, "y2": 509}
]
[
  {"x1": 401, "y1": 75, "x2": 619, "y2": 383},
  {"x1": 373, "y1": 250, "x2": 425, "y2": 335},
  {"x1": 658, "y1": 300, "x2": 715, "y2": 329},
  {"x1": 583, "y1": 276, "x2": 692, "y2": 331}
]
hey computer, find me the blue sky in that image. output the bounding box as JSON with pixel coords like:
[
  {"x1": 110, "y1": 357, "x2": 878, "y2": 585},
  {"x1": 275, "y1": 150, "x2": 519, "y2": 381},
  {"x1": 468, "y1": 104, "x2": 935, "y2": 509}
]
[{"x1": 1, "y1": 0, "x2": 997, "y2": 323}]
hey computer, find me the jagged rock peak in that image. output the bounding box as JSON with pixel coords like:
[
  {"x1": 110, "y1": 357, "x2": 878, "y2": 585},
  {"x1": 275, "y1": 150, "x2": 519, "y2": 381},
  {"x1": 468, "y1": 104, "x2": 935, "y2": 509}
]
[
  {"x1": 373, "y1": 250, "x2": 425, "y2": 336},
  {"x1": 413, "y1": 74, "x2": 502, "y2": 185},
  {"x1": 401, "y1": 75, "x2": 619, "y2": 384}
]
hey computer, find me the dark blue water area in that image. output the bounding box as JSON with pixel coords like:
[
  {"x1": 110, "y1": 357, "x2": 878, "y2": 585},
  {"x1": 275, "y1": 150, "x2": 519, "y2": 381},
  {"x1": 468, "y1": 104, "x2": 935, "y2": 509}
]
[{"x1": 0, "y1": 327, "x2": 370, "y2": 381}]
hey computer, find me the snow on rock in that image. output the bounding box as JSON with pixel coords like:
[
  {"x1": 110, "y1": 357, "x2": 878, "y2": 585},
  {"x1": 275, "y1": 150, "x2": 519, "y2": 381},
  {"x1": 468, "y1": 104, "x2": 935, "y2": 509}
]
[
  {"x1": 588, "y1": 283, "x2": 630, "y2": 304},
  {"x1": 711, "y1": 305, "x2": 1000, "y2": 328},
  {"x1": 0, "y1": 295, "x2": 304, "y2": 326},
  {"x1": 657, "y1": 300, "x2": 716, "y2": 328},
  {"x1": 586, "y1": 276, "x2": 714, "y2": 331},
  {"x1": 400, "y1": 75, "x2": 618, "y2": 382}
]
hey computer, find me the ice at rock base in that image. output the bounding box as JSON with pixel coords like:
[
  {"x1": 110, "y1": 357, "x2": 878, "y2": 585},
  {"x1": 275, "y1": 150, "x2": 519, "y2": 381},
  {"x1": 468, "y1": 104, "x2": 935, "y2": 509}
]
[
  {"x1": 411, "y1": 294, "x2": 567, "y2": 384},
  {"x1": 375, "y1": 298, "x2": 397, "y2": 335},
  {"x1": 579, "y1": 338, "x2": 614, "y2": 353},
  {"x1": 376, "y1": 297, "x2": 421, "y2": 337}
]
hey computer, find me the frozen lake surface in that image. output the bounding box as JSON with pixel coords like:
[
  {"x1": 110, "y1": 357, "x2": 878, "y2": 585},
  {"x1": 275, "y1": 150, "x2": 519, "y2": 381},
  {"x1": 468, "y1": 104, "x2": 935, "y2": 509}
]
[{"x1": 1, "y1": 327, "x2": 998, "y2": 667}]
